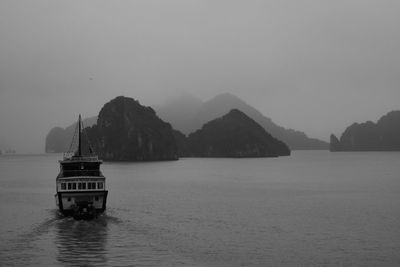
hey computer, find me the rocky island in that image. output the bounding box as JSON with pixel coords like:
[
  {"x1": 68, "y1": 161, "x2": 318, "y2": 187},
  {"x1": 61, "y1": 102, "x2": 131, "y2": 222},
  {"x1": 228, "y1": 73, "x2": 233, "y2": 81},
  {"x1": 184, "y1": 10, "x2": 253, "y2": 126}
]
[
  {"x1": 330, "y1": 110, "x2": 400, "y2": 151},
  {"x1": 183, "y1": 109, "x2": 290, "y2": 157},
  {"x1": 46, "y1": 96, "x2": 292, "y2": 161},
  {"x1": 85, "y1": 96, "x2": 179, "y2": 161},
  {"x1": 47, "y1": 93, "x2": 328, "y2": 153}
]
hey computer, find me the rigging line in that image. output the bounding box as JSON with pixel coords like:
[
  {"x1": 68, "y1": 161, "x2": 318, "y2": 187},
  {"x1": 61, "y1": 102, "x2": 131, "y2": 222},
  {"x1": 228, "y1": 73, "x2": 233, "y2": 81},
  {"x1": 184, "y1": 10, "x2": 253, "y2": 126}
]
[
  {"x1": 67, "y1": 118, "x2": 79, "y2": 155},
  {"x1": 81, "y1": 119, "x2": 95, "y2": 155}
]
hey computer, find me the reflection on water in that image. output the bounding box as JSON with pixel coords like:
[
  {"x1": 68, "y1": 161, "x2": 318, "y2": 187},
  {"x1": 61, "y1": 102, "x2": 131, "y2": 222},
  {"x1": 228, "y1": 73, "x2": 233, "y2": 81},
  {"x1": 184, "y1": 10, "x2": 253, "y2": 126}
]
[
  {"x1": 55, "y1": 215, "x2": 109, "y2": 266},
  {"x1": 0, "y1": 209, "x2": 119, "y2": 266}
]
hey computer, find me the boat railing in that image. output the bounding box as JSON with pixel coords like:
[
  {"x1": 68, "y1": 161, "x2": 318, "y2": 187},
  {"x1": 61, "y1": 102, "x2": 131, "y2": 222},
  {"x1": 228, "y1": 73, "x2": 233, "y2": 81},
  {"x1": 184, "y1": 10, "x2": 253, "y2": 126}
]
[
  {"x1": 58, "y1": 170, "x2": 103, "y2": 178},
  {"x1": 62, "y1": 153, "x2": 100, "y2": 162}
]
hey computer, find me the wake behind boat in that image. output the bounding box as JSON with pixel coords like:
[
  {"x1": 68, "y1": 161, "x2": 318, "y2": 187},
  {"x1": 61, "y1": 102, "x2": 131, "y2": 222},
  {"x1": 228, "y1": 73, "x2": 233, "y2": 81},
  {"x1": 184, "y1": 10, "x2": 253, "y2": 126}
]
[{"x1": 55, "y1": 115, "x2": 108, "y2": 220}]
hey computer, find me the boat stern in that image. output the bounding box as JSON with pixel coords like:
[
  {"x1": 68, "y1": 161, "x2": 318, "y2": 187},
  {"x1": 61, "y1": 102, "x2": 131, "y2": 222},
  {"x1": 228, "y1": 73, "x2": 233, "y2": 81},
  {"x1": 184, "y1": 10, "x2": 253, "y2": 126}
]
[{"x1": 56, "y1": 190, "x2": 108, "y2": 219}]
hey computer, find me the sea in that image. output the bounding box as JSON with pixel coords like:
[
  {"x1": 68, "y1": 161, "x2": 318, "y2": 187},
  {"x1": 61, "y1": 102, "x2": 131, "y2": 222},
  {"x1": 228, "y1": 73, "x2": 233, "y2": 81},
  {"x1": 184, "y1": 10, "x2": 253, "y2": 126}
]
[{"x1": 0, "y1": 151, "x2": 399, "y2": 266}]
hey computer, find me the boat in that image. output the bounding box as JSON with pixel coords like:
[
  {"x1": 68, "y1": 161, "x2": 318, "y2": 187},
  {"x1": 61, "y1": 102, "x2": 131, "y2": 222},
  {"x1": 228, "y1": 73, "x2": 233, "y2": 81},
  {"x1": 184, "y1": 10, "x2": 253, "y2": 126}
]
[{"x1": 55, "y1": 115, "x2": 108, "y2": 220}]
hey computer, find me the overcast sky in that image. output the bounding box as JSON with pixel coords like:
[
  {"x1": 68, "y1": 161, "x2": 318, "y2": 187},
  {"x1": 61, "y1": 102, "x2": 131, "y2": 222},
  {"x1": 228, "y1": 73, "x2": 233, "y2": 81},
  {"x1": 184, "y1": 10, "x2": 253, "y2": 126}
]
[{"x1": 1, "y1": 0, "x2": 400, "y2": 153}]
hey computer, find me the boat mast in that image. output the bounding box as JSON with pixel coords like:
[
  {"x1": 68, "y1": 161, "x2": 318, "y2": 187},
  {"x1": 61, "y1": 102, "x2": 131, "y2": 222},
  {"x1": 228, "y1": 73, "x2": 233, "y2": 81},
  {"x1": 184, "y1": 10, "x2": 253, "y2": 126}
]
[{"x1": 78, "y1": 114, "x2": 82, "y2": 157}]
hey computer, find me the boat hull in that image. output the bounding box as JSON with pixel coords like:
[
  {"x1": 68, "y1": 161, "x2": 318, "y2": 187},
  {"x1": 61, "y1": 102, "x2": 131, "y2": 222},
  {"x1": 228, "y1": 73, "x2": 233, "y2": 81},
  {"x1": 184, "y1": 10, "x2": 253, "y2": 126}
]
[{"x1": 55, "y1": 190, "x2": 108, "y2": 219}]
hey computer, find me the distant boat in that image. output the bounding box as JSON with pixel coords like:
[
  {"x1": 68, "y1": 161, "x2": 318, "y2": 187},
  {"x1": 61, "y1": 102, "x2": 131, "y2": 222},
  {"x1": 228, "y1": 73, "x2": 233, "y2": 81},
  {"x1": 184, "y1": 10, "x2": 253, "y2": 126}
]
[
  {"x1": 2, "y1": 149, "x2": 16, "y2": 154},
  {"x1": 55, "y1": 115, "x2": 108, "y2": 220}
]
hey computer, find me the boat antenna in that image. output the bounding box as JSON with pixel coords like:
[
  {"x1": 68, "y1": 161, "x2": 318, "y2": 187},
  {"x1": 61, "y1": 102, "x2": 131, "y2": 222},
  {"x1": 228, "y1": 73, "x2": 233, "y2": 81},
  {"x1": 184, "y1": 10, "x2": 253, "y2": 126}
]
[{"x1": 78, "y1": 114, "x2": 82, "y2": 157}]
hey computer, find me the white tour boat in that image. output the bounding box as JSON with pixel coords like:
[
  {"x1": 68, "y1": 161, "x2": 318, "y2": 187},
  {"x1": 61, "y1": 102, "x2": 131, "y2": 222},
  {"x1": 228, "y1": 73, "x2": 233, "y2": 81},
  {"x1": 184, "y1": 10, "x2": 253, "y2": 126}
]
[{"x1": 55, "y1": 115, "x2": 108, "y2": 220}]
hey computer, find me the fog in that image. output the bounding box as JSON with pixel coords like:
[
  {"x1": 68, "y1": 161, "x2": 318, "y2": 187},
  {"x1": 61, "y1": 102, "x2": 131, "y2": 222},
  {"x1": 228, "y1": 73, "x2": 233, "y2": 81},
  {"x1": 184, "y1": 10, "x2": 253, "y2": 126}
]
[{"x1": 1, "y1": 0, "x2": 400, "y2": 153}]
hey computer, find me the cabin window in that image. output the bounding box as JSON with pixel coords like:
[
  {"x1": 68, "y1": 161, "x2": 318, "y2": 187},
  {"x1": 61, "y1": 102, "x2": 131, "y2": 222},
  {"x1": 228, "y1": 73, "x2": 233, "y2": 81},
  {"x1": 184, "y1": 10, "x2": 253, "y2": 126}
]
[
  {"x1": 88, "y1": 182, "x2": 94, "y2": 190},
  {"x1": 97, "y1": 182, "x2": 103, "y2": 189},
  {"x1": 78, "y1": 183, "x2": 82, "y2": 190},
  {"x1": 61, "y1": 183, "x2": 66, "y2": 190},
  {"x1": 92, "y1": 182, "x2": 96, "y2": 189},
  {"x1": 72, "y1": 183, "x2": 76, "y2": 190},
  {"x1": 68, "y1": 183, "x2": 72, "y2": 190},
  {"x1": 82, "y1": 183, "x2": 86, "y2": 190}
]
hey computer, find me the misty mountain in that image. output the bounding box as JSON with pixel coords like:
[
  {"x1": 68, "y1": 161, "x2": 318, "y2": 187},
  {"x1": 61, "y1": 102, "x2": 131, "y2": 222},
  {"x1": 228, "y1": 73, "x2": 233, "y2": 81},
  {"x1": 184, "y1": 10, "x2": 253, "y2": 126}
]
[
  {"x1": 330, "y1": 110, "x2": 400, "y2": 151},
  {"x1": 45, "y1": 116, "x2": 97, "y2": 153},
  {"x1": 157, "y1": 93, "x2": 328, "y2": 150},
  {"x1": 85, "y1": 96, "x2": 178, "y2": 161},
  {"x1": 156, "y1": 94, "x2": 203, "y2": 134},
  {"x1": 183, "y1": 109, "x2": 290, "y2": 157}
]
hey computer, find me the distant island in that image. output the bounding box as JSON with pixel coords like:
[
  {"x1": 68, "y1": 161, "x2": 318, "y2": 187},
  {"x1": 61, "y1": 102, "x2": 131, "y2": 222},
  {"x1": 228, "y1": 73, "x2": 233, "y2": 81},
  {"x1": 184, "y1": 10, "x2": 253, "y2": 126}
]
[
  {"x1": 330, "y1": 110, "x2": 400, "y2": 151},
  {"x1": 46, "y1": 93, "x2": 327, "y2": 154},
  {"x1": 182, "y1": 109, "x2": 290, "y2": 157},
  {"x1": 157, "y1": 93, "x2": 328, "y2": 150},
  {"x1": 46, "y1": 116, "x2": 97, "y2": 153}
]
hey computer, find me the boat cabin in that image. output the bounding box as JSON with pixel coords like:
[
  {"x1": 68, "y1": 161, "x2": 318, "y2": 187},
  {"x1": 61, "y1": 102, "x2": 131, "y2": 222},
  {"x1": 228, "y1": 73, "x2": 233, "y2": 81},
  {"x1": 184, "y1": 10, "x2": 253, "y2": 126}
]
[{"x1": 57, "y1": 156, "x2": 106, "y2": 192}]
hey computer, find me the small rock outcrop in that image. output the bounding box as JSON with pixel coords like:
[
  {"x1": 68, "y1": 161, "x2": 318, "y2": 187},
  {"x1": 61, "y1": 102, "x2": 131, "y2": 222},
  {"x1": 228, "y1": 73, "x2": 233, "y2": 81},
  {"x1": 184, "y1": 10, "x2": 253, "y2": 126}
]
[
  {"x1": 183, "y1": 109, "x2": 290, "y2": 157},
  {"x1": 330, "y1": 110, "x2": 400, "y2": 151},
  {"x1": 329, "y1": 134, "x2": 341, "y2": 152},
  {"x1": 86, "y1": 96, "x2": 178, "y2": 161}
]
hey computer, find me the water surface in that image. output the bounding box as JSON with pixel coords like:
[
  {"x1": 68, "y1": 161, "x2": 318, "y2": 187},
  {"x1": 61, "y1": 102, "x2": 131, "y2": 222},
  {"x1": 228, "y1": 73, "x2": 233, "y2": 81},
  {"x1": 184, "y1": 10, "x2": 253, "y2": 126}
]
[{"x1": 0, "y1": 151, "x2": 399, "y2": 266}]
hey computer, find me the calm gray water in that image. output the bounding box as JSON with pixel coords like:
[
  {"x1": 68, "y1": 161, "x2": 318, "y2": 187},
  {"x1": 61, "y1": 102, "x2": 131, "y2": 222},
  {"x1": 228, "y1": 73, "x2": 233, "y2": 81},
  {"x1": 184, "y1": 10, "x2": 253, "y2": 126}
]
[{"x1": 0, "y1": 151, "x2": 399, "y2": 266}]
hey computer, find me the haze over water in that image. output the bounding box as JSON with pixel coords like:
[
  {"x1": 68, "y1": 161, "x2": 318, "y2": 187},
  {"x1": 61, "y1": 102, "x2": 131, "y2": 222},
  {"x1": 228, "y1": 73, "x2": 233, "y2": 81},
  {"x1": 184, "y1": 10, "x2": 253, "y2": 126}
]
[
  {"x1": 1, "y1": 1, "x2": 400, "y2": 153},
  {"x1": 1, "y1": 151, "x2": 399, "y2": 266}
]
